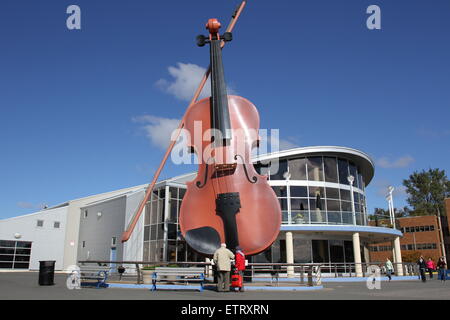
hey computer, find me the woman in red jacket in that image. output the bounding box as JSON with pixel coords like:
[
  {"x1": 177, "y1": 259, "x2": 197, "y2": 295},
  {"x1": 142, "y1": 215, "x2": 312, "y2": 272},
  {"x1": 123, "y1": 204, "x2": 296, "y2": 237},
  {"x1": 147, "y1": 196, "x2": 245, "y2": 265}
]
[
  {"x1": 426, "y1": 258, "x2": 436, "y2": 279},
  {"x1": 234, "y1": 247, "x2": 246, "y2": 292}
]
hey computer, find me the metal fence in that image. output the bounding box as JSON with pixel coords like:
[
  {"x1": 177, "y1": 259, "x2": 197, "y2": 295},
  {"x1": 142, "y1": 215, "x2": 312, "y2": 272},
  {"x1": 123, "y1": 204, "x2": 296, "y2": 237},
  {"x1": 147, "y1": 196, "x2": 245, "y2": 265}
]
[{"x1": 78, "y1": 260, "x2": 418, "y2": 286}]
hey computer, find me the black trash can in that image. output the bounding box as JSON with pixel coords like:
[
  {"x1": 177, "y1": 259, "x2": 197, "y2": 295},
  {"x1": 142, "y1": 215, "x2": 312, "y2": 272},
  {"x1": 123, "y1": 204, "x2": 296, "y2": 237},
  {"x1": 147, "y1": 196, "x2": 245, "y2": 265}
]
[{"x1": 38, "y1": 260, "x2": 56, "y2": 286}]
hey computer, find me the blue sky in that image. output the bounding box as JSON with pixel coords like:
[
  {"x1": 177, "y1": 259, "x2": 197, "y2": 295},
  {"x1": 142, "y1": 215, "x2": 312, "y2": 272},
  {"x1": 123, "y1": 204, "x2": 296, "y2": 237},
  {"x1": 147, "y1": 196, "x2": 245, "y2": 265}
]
[{"x1": 0, "y1": 0, "x2": 449, "y2": 219}]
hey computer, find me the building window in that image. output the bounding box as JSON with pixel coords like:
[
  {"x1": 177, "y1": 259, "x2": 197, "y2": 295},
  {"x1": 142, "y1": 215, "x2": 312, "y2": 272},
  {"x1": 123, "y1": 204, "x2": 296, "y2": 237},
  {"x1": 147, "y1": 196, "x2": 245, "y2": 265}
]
[
  {"x1": 83, "y1": 210, "x2": 88, "y2": 218},
  {"x1": 82, "y1": 241, "x2": 86, "y2": 248},
  {"x1": 54, "y1": 221, "x2": 60, "y2": 229},
  {"x1": 111, "y1": 237, "x2": 117, "y2": 246},
  {"x1": 36, "y1": 220, "x2": 44, "y2": 227}
]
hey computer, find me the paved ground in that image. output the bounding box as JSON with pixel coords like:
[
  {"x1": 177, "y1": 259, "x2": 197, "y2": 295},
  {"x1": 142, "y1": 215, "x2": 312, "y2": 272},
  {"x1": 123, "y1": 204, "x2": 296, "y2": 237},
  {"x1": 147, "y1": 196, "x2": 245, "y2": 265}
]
[{"x1": 1, "y1": 272, "x2": 449, "y2": 300}]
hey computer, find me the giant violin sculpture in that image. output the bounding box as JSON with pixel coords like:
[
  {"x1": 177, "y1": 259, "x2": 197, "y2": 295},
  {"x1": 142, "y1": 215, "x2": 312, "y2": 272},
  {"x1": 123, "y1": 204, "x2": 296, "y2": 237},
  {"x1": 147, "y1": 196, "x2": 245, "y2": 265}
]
[{"x1": 179, "y1": 19, "x2": 281, "y2": 256}]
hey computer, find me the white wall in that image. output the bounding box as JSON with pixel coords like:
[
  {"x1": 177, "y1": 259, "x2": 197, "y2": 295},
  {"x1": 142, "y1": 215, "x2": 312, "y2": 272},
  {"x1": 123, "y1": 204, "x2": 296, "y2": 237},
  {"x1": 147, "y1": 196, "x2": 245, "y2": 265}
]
[
  {"x1": 123, "y1": 190, "x2": 145, "y2": 263},
  {"x1": 0, "y1": 206, "x2": 68, "y2": 270}
]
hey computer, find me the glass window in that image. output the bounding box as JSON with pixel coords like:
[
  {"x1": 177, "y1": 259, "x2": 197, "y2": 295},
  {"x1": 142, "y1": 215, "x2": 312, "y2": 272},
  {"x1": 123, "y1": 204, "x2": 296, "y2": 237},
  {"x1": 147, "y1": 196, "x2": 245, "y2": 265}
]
[
  {"x1": 169, "y1": 199, "x2": 178, "y2": 223},
  {"x1": 167, "y1": 241, "x2": 177, "y2": 262},
  {"x1": 358, "y1": 173, "x2": 364, "y2": 190},
  {"x1": 167, "y1": 224, "x2": 177, "y2": 240},
  {"x1": 178, "y1": 188, "x2": 186, "y2": 200},
  {"x1": 326, "y1": 187, "x2": 340, "y2": 200},
  {"x1": 338, "y1": 158, "x2": 350, "y2": 185},
  {"x1": 312, "y1": 240, "x2": 329, "y2": 263},
  {"x1": 419, "y1": 226, "x2": 425, "y2": 232},
  {"x1": 288, "y1": 158, "x2": 307, "y2": 180},
  {"x1": 279, "y1": 198, "x2": 287, "y2": 210},
  {"x1": 0, "y1": 248, "x2": 15, "y2": 255},
  {"x1": 144, "y1": 226, "x2": 150, "y2": 241},
  {"x1": 0, "y1": 255, "x2": 14, "y2": 262},
  {"x1": 0, "y1": 263, "x2": 13, "y2": 268},
  {"x1": 36, "y1": 220, "x2": 44, "y2": 227},
  {"x1": 340, "y1": 189, "x2": 351, "y2": 201},
  {"x1": 424, "y1": 226, "x2": 430, "y2": 232},
  {"x1": 290, "y1": 186, "x2": 307, "y2": 198},
  {"x1": 349, "y1": 162, "x2": 358, "y2": 188},
  {"x1": 324, "y1": 157, "x2": 338, "y2": 183},
  {"x1": 150, "y1": 201, "x2": 158, "y2": 225},
  {"x1": 16, "y1": 241, "x2": 32, "y2": 248},
  {"x1": 344, "y1": 241, "x2": 354, "y2": 263},
  {"x1": 176, "y1": 241, "x2": 186, "y2": 262},
  {"x1": 329, "y1": 240, "x2": 345, "y2": 263},
  {"x1": 14, "y1": 255, "x2": 30, "y2": 262},
  {"x1": 291, "y1": 199, "x2": 309, "y2": 211},
  {"x1": 169, "y1": 187, "x2": 178, "y2": 199},
  {"x1": 307, "y1": 157, "x2": 324, "y2": 181},
  {"x1": 144, "y1": 203, "x2": 151, "y2": 225},
  {"x1": 143, "y1": 242, "x2": 150, "y2": 261},
  {"x1": 269, "y1": 160, "x2": 288, "y2": 180},
  {"x1": 309, "y1": 198, "x2": 325, "y2": 211},
  {"x1": 150, "y1": 225, "x2": 157, "y2": 241},
  {"x1": 0, "y1": 240, "x2": 15, "y2": 247},
  {"x1": 272, "y1": 186, "x2": 287, "y2": 197},
  {"x1": 341, "y1": 201, "x2": 352, "y2": 212},
  {"x1": 309, "y1": 186, "x2": 324, "y2": 198},
  {"x1": 157, "y1": 224, "x2": 164, "y2": 240},
  {"x1": 430, "y1": 225, "x2": 435, "y2": 231},
  {"x1": 293, "y1": 239, "x2": 312, "y2": 263},
  {"x1": 326, "y1": 200, "x2": 340, "y2": 211},
  {"x1": 54, "y1": 221, "x2": 60, "y2": 229}
]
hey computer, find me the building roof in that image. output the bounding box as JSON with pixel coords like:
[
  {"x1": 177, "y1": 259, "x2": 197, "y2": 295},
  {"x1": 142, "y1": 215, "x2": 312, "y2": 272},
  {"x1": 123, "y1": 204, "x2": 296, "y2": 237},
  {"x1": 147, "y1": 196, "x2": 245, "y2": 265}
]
[{"x1": 253, "y1": 146, "x2": 375, "y2": 185}]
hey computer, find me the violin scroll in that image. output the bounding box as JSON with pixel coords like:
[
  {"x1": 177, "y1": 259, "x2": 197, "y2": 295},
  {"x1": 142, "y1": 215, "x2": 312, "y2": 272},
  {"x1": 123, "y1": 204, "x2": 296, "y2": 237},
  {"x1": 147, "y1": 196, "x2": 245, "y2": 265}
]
[{"x1": 197, "y1": 18, "x2": 232, "y2": 47}]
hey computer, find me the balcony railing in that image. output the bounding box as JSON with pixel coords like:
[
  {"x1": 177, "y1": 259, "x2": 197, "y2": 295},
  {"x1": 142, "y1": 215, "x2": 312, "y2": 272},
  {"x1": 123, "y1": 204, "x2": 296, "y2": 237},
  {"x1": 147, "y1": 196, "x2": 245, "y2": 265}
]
[{"x1": 282, "y1": 210, "x2": 369, "y2": 226}]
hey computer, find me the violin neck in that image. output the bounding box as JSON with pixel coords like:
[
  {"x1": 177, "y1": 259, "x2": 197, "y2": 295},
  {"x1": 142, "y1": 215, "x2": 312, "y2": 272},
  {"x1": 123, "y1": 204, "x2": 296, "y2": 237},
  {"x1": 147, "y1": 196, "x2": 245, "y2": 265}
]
[{"x1": 210, "y1": 39, "x2": 232, "y2": 142}]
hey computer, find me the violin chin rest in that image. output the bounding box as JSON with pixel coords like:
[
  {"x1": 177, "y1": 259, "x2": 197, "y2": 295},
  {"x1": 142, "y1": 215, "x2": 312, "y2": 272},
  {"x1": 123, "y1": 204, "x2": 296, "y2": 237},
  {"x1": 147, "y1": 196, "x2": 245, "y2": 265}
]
[{"x1": 185, "y1": 226, "x2": 221, "y2": 255}]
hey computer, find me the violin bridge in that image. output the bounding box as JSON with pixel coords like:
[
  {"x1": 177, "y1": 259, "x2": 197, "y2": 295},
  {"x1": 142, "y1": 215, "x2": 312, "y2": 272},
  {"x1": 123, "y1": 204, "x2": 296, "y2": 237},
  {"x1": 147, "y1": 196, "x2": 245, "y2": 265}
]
[{"x1": 212, "y1": 163, "x2": 237, "y2": 178}]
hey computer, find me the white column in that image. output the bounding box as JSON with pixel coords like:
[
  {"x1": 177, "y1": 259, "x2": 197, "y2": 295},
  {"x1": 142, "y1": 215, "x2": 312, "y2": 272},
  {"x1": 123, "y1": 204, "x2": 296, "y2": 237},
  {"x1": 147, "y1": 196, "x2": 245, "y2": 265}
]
[
  {"x1": 393, "y1": 236, "x2": 403, "y2": 276},
  {"x1": 363, "y1": 245, "x2": 370, "y2": 264},
  {"x1": 352, "y1": 232, "x2": 363, "y2": 277},
  {"x1": 286, "y1": 232, "x2": 294, "y2": 278}
]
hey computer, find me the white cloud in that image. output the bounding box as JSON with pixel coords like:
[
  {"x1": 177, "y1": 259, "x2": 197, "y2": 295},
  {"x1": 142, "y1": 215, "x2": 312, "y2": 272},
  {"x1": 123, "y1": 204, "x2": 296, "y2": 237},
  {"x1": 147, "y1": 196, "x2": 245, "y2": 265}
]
[
  {"x1": 133, "y1": 115, "x2": 181, "y2": 150},
  {"x1": 156, "y1": 62, "x2": 237, "y2": 101},
  {"x1": 376, "y1": 155, "x2": 414, "y2": 169},
  {"x1": 156, "y1": 63, "x2": 211, "y2": 101}
]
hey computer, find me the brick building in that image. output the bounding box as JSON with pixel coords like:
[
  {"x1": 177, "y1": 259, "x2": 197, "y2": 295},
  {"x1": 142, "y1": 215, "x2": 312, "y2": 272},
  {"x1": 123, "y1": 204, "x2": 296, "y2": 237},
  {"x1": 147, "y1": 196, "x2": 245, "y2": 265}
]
[{"x1": 369, "y1": 207, "x2": 450, "y2": 263}]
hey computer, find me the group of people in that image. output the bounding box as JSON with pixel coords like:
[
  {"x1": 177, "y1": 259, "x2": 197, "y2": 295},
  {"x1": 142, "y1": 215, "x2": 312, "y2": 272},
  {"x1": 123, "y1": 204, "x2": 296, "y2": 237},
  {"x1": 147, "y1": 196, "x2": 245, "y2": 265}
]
[
  {"x1": 383, "y1": 256, "x2": 447, "y2": 283},
  {"x1": 212, "y1": 243, "x2": 246, "y2": 292},
  {"x1": 417, "y1": 256, "x2": 447, "y2": 283}
]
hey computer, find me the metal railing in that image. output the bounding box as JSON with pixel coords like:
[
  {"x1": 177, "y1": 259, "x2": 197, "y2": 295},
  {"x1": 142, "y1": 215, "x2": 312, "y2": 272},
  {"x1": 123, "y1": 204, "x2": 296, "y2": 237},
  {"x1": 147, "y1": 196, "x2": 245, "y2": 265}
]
[
  {"x1": 78, "y1": 260, "x2": 418, "y2": 285},
  {"x1": 281, "y1": 210, "x2": 369, "y2": 226}
]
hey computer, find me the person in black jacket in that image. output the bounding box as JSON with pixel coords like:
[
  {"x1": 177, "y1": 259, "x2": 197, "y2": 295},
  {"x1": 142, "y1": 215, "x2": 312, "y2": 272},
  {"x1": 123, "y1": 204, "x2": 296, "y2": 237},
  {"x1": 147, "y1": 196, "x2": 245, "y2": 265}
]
[
  {"x1": 437, "y1": 257, "x2": 447, "y2": 283},
  {"x1": 417, "y1": 256, "x2": 427, "y2": 282}
]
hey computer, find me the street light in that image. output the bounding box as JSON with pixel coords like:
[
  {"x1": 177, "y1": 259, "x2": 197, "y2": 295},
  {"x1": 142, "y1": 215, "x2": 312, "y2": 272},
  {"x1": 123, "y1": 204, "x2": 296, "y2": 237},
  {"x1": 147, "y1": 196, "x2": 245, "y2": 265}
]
[
  {"x1": 283, "y1": 171, "x2": 292, "y2": 224},
  {"x1": 348, "y1": 175, "x2": 356, "y2": 225},
  {"x1": 386, "y1": 186, "x2": 395, "y2": 228}
]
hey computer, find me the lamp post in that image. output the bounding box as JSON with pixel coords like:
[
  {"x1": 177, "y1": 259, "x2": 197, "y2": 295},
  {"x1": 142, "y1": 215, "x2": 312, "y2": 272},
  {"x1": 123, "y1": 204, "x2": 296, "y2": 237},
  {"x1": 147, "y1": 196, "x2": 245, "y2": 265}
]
[
  {"x1": 283, "y1": 171, "x2": 292, "y2": 225},
  {"x1": 348, "y1": 175, "x2": 356, "y2": 225},
  {"x1": 386, "y1": 186, "x2": 395, "y2": 228}
]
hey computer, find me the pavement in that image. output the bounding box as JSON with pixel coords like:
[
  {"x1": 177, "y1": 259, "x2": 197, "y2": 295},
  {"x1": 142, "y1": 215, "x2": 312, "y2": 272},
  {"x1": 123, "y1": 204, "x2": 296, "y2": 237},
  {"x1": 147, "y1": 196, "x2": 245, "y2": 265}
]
[{"x1": 1, "y1": 271, "x2": 449, "y2": 300}]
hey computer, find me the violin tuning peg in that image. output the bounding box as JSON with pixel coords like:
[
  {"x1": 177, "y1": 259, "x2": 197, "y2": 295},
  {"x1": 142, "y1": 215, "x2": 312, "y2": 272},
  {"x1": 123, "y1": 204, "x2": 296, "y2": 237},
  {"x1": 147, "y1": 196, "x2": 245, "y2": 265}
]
[
  {"x1": 196, "y1": 34, "x2": 208, "y2": 47},
  {"x1": 222, "y1": 32, "x2": 232, "y2": 42}
]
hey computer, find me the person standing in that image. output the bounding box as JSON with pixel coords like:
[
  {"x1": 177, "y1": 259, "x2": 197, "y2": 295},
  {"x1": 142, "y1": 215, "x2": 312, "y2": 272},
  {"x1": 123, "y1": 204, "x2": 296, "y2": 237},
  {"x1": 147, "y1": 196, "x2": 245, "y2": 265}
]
[
  {"x1": 417, "y1": 256, "x2": 427, "y2": 282},
  {"x1": 234, "y1": 247, "x2": 246, "y2": 292},
  {"x1": 426, "y1": 257, "x2": 436, "y2": 279},
  {"x1": 213, "y1": 243, "x2": 235, "y2": 292},
  {"x1": 437, "y1": 257, "x2": 447, "y2": 283},
  {"x1": 385, "y1": 258, "x2": 394, "y2": 281}
]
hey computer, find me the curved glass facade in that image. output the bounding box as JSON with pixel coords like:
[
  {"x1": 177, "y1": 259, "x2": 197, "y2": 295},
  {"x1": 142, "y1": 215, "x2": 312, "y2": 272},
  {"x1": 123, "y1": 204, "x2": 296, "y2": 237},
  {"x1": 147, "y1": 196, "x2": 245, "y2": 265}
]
[{"x1": 255, "y1": 155, "x2": 368, "y2": 226}]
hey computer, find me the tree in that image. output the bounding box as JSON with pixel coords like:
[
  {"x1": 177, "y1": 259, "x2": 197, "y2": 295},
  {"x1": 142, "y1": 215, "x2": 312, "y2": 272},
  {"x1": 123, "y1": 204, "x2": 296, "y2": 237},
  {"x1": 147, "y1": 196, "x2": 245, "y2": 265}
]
[{"x1": 403, "y1": 168, "x2": 450, "y2": 216}]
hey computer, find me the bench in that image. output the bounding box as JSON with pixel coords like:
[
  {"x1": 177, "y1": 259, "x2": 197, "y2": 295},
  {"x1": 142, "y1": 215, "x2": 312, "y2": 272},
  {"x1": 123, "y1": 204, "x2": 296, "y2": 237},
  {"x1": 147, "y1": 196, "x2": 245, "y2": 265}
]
[
  {"x1": 78, "y1": 265, "x2": 110, "y2": 288},
  {"x1": 151, "y1": 267, "x2": 205, "y2": 291}
]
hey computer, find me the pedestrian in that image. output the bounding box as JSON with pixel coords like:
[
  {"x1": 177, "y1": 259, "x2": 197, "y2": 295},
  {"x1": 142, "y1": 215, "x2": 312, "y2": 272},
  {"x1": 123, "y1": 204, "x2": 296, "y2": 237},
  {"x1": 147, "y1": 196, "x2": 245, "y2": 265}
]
[
  {"x1": 213, "y1": 243, "x2": 235, "y2": 292},
  {"x1": 417, "y1": 256, "x2": 427, "y2": 282},
  {"x1": 234, "y1": 246, "x2": 246, "y2": 292},
  {"x1": 437, "y1": 257, "x2": 447, "y2": 283},
  {"x1": 426, "y1": 257, "x2": 436, "y2": 279},
  {"x1": 385, "y1": 258, "x2": 394, "y2": 281}
]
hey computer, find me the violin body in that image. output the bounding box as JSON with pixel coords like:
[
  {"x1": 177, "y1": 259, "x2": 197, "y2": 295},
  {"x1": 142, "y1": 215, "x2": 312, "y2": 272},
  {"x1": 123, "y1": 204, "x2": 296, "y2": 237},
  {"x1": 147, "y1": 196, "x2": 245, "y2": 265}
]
[
  {"x1": 179, "y1": 18, "x2": 281, "y2": 256},
  {"x1": 179, "y1": 95, "x2": 281, "y2": 256}
]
